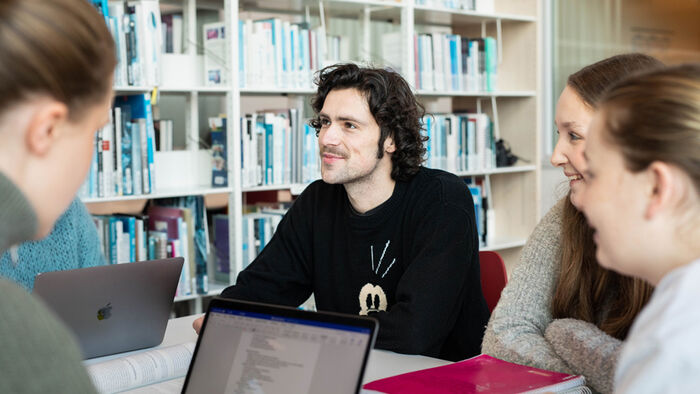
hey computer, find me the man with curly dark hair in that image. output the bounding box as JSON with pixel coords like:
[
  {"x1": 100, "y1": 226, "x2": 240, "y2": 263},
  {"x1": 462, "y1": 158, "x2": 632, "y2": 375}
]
[{"x1": 199, "y1": 64, "x2": 489, "y2": 361}]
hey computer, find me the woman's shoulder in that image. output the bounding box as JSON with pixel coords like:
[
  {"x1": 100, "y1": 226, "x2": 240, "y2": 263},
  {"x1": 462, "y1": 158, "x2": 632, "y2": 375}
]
[{"x1": 539, "y1": 197, "x2": 567, "y2": 228}]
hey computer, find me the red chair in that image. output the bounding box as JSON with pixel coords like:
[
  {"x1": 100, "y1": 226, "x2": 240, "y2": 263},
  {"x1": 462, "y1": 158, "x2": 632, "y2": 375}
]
[{"x1": 479, "y1": 251, "x2": 508, "y2": 313}]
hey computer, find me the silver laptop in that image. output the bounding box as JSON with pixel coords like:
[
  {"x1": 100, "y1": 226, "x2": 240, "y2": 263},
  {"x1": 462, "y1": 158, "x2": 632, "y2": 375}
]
[
  {"x1": 183, "y1": 298, "x2": 378, "y2": 394},
  {"x1": 33, "y1": 257, "x2": 184, "y2": 359}
]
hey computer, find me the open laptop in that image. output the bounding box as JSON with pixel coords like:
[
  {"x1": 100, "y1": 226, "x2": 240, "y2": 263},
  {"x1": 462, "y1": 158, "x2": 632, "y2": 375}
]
[
  {"x1": 33, "y1": 257, "x2": 184, "y2": 359},
  {"x1": 182, "y1": 298, "x2": 378, "y2": 394}
]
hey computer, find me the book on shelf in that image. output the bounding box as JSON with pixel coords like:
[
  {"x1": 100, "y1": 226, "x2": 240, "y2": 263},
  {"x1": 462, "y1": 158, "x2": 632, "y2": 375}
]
[
  {"x1": 154, "y1": 119, "x2": 173, "y2": 151},
  {"x1": 150, "y1": 197, "x2": 211, "y2": 295},
  {"x1": 412, "y1": 32, "x2": 497, "y2": 93},
  {"x1": 209, "y1": 116, "x2": 228, "y2": 187},
  {"x1": 94, "y1": 206, "x2": 195, "y2": 297},
  {"x1": 147, "y1": 205, "x2": 192, "y2": 297},
  {"x1": 81, "y1": 94, "x2": 158, "y2": 200},
  {"x1": 92, "y1": 214, "x2": 148, "y2": 265},
  {"x1": 161, "y1": 13, "x2": 183, "y2": 54},
  {"x1": 210, "y1": 208, "x2": 287, "y2": 284},
  {"x1": 466, "y1": 177, "x2": 494, "y2": 247},
  {"x1": 240, "y1": 109, "x2": 318, "y2": 188},
  {"x1": 363, "y1": 354, "x2": 589, "y2": 394},
  {"x1": 101, "y1": 0, "x2": 162, "y2": 88},
  {"x1": 86, "y1": 342, "x2": 195, "y2": 394},
  {"x1": 239, "y1": 16, "x2": 333, "y2": 90},
  {"x1": 381, "y1": 31, "x2": 404, "y2": 74},
  {"x1": 212, "y1": 214, "x2": 230, "y2": 284},
  {"x1": 203, "y1": 21, "x2": 227, "y2": 86},
  {"x1": 422, "y1": 112, "x2": 495, "y2": 174}
]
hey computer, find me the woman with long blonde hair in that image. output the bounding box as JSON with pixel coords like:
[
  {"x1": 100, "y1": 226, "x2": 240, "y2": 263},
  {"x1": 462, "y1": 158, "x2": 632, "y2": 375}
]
[{"x1": 482, "y1": 54, "x2": 661, "y2": 393}]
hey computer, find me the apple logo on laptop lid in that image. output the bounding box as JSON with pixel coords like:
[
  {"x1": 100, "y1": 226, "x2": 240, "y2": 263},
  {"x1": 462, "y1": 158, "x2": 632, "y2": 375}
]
[{"x1": 97, "y1": 303, "x2": 112, "y2": 321}]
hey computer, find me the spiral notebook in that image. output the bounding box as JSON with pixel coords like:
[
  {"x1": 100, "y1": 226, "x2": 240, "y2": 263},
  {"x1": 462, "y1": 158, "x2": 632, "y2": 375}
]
[{"x1": 363, "y1": 354, "x2": 589, "y2": 394}]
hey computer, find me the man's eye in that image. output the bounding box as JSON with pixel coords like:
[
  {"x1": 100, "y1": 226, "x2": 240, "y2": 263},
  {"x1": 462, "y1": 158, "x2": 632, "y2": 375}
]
[
  {"x1": 345, "y1": 122, "x2": 356, "y2": 129},
  {"x1": 569, "y1": 132, "x2": 581, "y2": 141},
  {"x1": 321, "y1": 119, "x2": 331, "y2": 126}
]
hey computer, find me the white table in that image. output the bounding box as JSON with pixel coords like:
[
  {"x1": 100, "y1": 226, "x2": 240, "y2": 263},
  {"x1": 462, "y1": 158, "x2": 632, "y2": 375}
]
[{"x1": 86, "y1": 315, "x2": 452, "y2": 393}]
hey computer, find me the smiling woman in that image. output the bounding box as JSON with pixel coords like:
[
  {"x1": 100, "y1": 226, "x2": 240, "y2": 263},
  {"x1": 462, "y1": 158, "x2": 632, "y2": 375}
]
[{"x1": 482, "y1": 53, "x2": 663, "y2": 394}]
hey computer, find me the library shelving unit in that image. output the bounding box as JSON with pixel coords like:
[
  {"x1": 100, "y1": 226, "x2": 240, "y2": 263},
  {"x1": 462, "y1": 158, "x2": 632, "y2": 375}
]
[
  {"x1": 228, "y1": 0, "x2": 542, "y2": 273},
  {"x1": 409, "y1": 0, "x2": 542, "y2": 271},
  {"x1": 83, "y1": 0, "x2": 541, "y2": 315}
]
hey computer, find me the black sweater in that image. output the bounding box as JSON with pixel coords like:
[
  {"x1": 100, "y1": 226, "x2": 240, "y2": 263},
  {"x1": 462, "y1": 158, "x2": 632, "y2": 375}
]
[{"x1": 221, "y1": 167, "x2": 490, "y2": 361}]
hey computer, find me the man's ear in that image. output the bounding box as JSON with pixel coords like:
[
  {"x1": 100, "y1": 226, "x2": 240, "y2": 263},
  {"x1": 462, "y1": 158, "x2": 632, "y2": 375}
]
[
  {"x1": 645, "y1": 161, "x2": 675, "y2": 220},
  {"x1": 384, "y1": 134, "x2": 396, "y2": 154},
  {"x1": 25, "y1": 101, "x2": 68, "y2": 156}
]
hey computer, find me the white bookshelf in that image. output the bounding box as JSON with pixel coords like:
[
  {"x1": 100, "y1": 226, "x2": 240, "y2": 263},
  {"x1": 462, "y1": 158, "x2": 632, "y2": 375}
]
[
  {"x1": 84, "y1": 0, "x2": 541, "y2": 313},
  {"x1": 113, "y1": 86, "x2": 153, "y2": 93},
  {"x1": 413, "y1": 5, "x2": 536, "y2": 24},
  {"x1": 412, "y1": 0, "x2": 541, "y2": 273},
  {"x1": 481, "y1": 237, "x2": 528, "y2": 252},
  {"x1": 416, "y1": 90, "x2": 536, "y2": 97},
  {"x1": 158, "y1": 86, "x2": 231, "y2": 93},
  {"x1": 240, "y1": 88, "x2": 316, "y2": 95},
  {"x1": 81, "y1": 187, "x2": 233, "y2": 204}
]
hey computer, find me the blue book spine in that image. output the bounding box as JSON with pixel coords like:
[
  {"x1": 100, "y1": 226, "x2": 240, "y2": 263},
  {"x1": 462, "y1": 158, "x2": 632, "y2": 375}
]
[
  {"x1": 468, "y1": 186, "x2": 483, "y2": 242},
  {"x1": 424, "y1": 116, "x2": 432, "y2": 168},
  {"x1": 269, "y1": 19, "x2": 279, "y2": 87},
  {"x1": 280, "y1": 23, "x2": 287, "y2": 84},
  {"x1": 302, "y1": 124, "x2": 311, "y2": 183},
  {"x1": 108, "y1": 217, "x2": 118, "y2": 264},
  {"x1": 240, "y1": 216, "x2": 248, "y2": 269},
  {"x1": 128, "y1": 217, "x2": 136, "y2": 262},
  {"x1": 265, "y1": 123, "x2": 274, "y2": 184},
  {"x1": 90, "y1": 133, "x2": 98, "y2": 197},
  {"x1": 449, "y1": 35, "x2": 459, "y2": 91},
  {"x1": 124, "y1": 94, "x2": 153, "y2": 193},
  {"x1": 143, "y1": 95, "x2": 156, "y2": 193},
  {"x1": 148, "y1": 236, "x2": 155, "y2": 260},
  {"x1": 89, "y1": 0, "x2": 109, "y2": 21},
  {"x1": 121, "y1": 118, "x2": 134, "y2": 196},
  {"x1": 258, "y1": 218, "x2": 266, "y2": 250},
  {"x1": 238, "y1": 20, "x2": 245, "y2": 88}
]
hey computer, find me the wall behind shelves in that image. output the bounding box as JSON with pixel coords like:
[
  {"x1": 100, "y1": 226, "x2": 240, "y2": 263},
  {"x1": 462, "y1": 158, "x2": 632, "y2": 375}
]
[{"x1": 542, "y1": 0, "x2": 700, "y2": 216}]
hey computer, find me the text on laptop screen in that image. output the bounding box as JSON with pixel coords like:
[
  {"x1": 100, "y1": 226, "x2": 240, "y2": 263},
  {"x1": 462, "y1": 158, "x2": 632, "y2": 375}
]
[{"x1": 186, "y1": 307, "x2": 372, "y2": 393}]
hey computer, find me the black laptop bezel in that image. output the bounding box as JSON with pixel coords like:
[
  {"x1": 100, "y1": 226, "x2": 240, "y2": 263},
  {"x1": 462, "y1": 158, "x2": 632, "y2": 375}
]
[{"x1": 182, "y1": 297, "x2": 378, "y2": 394}]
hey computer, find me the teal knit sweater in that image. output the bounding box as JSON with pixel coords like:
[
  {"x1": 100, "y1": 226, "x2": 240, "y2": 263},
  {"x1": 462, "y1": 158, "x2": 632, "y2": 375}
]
[{"x1": 0, "y1": 198, "x2": 106, "y2": 290}]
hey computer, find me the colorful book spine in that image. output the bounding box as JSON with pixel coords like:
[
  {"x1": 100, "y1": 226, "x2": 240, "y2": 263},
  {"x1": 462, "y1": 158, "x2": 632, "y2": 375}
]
[{"x1": 210, "y1": 117, "x2": 228, "y2": 187}]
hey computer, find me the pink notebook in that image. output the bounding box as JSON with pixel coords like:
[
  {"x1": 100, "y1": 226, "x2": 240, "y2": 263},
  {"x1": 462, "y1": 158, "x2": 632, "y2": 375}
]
[{"x1": 363, "y1": 354, "x2": 587, "y2": 393}]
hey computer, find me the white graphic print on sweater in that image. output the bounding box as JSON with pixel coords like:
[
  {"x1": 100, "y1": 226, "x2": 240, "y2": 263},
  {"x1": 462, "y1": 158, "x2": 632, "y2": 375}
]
[{"x1": 359, "y1": 240, "x2": 397, "y2": 315}]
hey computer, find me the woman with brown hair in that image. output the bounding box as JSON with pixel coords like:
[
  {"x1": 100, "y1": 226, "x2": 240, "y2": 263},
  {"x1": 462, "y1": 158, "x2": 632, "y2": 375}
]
[
  {"x1": 581, "y1": 63, "x2": 700, "y2": 392},
  {"x1": 0, "y1": 0, "x2": 115, "y2": 392},
  {"x1": 481, "y1": 54, "x2": 661, "y2": 393}
]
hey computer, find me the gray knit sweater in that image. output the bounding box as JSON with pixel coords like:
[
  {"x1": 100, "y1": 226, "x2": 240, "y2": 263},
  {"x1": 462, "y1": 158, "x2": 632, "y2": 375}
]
[
  {"x1": 0, "y1": 172, "x2": 97, "y2": 393},
  {"x1": 481, "y1": 198, "x2": 620, "y2": 394}
]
